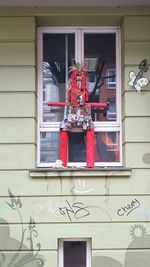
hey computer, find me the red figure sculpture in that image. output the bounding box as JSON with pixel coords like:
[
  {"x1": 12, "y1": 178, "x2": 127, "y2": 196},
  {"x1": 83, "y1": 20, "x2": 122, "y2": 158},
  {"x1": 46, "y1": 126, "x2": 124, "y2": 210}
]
[{"x1": 48, "y1": 64, "x2": 109, "y2": 168}]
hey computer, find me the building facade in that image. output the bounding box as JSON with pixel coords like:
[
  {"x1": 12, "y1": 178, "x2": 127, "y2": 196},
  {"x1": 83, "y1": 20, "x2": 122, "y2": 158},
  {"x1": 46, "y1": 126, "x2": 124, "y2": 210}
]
[{"x1": 0, "y1": 3, "x2": 150, "y2": 267}]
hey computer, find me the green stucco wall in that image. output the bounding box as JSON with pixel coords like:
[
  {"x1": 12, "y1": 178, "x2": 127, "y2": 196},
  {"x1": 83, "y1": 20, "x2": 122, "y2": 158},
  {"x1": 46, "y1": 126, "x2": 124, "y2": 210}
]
[{"x1": 0, "y1": 7, "x2": 150, "y2": 267}]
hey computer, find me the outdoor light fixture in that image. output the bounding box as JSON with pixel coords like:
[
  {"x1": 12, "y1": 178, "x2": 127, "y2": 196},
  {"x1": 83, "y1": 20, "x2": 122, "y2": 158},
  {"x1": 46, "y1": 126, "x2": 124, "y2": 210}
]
[{"x1": 128, "y1": 59, "x2": 149, "y2": 93}]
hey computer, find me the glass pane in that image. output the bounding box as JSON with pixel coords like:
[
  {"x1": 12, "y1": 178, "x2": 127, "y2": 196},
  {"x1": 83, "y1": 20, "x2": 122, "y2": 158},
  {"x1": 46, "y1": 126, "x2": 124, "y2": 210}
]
[
  {"x1": 84, "y1": 33, "x2": 116, "y2": 122},
  {"x1": 68, "y1": 132, "x2": 86, "y2": 162},
  {"x1": 43, "y1": 33, "x2": 75, "y2": 122},
  {"x1": 107, "y1": 98, "x2": 116, "y2": 120},
  {"x1": 68, "y1": 131, "x2": 119, "y2": 163},
  {"x1": 64, "y1": 241, "x2": 86, "y2": 267},
  {"x1": 40, "y1": 132, "x2": 59, "y2": 163},
  {"x1": 95, "y1": 132, "x2": 120, "y2": 162}
]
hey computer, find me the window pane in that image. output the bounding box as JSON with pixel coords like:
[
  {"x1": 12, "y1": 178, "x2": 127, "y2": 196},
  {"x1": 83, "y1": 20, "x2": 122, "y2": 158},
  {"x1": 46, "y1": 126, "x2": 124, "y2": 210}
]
[
  {"x1": 107, "y1": 98, "x2": 116, "y2": 121},
  {"x1": 95, "y1": 132, "x2": 120, "y2": 162},
  {"x1": 84, "y1": 33, "x2": 116, "y2": 122},
  {"x1": 43, "y1": 33, "x2": 75, "y2": 122},
  {"x1": 106, "y1": 68, "x2": 116, "y2": 88},
  {"x1": 63, "y1": 241, "x2": 86, "y2": 267},
  {"x1": 68, "y1": 132, "x2": 86, "y2": 162},
  {"x1": 40, "y1": 132, "x2": 59, "y2": 163},
  {"x1": 68, "y1": 131, "x2": 119, "y2": 163}
]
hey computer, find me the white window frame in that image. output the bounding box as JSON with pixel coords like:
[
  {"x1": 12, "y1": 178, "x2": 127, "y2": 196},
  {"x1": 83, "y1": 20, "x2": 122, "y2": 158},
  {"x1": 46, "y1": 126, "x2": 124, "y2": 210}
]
[
  {"x1": 58, "y1": 238, "x2": 91, "y2": 267},
  {"x1": 37, "y1": 26, "x2": 122, "y2": 167}
]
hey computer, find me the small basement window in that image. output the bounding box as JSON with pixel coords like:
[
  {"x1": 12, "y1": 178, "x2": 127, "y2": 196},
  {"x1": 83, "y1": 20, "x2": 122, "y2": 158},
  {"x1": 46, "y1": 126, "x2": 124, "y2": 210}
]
[{"x1": 59, "y1": 239, "x2": 91, "y2": 267}]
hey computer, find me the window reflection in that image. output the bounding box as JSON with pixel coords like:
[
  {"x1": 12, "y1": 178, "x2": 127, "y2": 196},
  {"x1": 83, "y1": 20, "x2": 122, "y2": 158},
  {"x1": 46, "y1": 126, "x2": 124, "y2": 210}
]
[
  {"x1": 43, "y1": 33, "x2": 75, "y2": 122},
  {"x1": 68, "y1": 132, "x2": 86, "y2": 162},
  {"x1": 84, "y1": 33, "x2": 116, "y2": 122},
  {"x1": 95, "y1": 132, "x2": 119, "y2": 162},
  {"x1": 68, "y1": 131, "x2": 119, "y2": 163},
  {"x1": 40, "y1": 132, "x2": 59, "y2": 163}
]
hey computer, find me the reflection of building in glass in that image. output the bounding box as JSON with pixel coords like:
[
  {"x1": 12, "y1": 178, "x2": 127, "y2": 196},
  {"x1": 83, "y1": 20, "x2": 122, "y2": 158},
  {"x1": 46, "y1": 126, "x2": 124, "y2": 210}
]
[
  {"x1": 99, "y1": 64, "x2": 116, "y2": 121},
  {"x1": 106, "y1": 68, "x2": 116, "y2": 88},
  {"x1": 85, "y1": 58, "x2": 116, "y2": 122},
  {"x1": 40, "y1": 132, "x2": 59, "y2": 163},
  {"x1": 95, "y1": 132, "x2": 119, "y2": 162},
  {"x1": 107, "y1": 98, "x2": 116, "y2": 120},
  {"x1": 84, "y1": 59, "x2": 118, "y2": 161},
  {"x1": 41, "y1": 62, "x2": 60, "y2": 163},
  {"x1": 43, "y1": 62, "x2": 60, "y2": 122}
]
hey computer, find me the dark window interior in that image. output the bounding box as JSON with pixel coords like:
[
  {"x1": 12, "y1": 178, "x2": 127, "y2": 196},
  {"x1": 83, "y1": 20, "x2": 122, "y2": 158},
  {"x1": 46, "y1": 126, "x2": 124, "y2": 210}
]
[{"x1": 64, "y1": 241, "x2": 86, "y2": 267}]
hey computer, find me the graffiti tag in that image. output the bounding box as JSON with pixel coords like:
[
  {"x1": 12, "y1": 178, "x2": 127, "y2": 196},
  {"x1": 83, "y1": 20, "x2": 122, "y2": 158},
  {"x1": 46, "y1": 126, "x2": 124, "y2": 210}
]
[
  {"x1": 58, "y1": 200, "x2": 90, "y2": 222},
  {"x1": 117, "y1": 199, "x2": 140, "y2": 216}
]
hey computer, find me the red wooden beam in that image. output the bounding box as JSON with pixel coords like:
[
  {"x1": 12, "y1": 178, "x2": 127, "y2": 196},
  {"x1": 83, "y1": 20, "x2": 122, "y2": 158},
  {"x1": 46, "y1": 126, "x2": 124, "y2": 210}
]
[
  {"x1": 89, "y1": 102, "x2": 108, "y2": 108},
  {"x1": 48, "y1": 102, "x2": 66, "y2": 107},
  {"x1": 48, "y1": 102, "x2": 108, "y2": 109},
  {"x1": 59, "y1": 130, "x2": 68, "y2": 167},
  {"x1": 85, "y1": 129, "x2": 95, "y2": 168}
]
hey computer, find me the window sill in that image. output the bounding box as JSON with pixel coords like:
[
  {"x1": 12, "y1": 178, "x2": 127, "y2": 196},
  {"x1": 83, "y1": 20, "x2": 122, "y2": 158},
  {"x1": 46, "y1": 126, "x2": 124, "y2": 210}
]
[{"x1": 29, "y1": 167, "x2": 132, "y2": 178}]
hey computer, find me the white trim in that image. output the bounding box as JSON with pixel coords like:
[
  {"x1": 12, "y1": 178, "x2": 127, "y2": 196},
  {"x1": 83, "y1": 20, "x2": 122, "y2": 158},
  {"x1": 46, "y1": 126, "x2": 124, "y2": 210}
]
[
  {"x1": 116, "y1": 27, "x2": 122, "y2": 164},
  {"x1": 58, "y1": 238, "x2": 91, "y2": 267},
  {"x1": 38, "y1": 161, "x2": 122, "y2": 168}
]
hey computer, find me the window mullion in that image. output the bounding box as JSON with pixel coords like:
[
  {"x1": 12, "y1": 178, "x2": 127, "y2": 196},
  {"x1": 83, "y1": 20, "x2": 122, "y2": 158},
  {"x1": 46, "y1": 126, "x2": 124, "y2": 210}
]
[
  {"x1": 76, "y1": 29, "x2": 83, "y2": 63},
  {"x1": 116, "y1": 27, "x2": 121, "y2": 125},
  {"x1": 38, "y1": 29, "x2": 44, "y2": 126}
]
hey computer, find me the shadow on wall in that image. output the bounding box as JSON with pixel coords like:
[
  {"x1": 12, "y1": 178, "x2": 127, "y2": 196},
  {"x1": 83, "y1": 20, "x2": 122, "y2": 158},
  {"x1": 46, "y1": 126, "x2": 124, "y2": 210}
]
[
  {"x1": 93, "y1": 256, "x2": 123, "y2": 267},
  {"x1": 0, "y1": 189, "x2": 45, "y2": 267},
  {"x1": 92, "y1": 224, "x2": 150, "y2": 267},
  {"x1": 1, "y1": 218, "x2": 150, "y2": 267},
  {"x1": 1, "y1": 189, "x2": 150, "y2": 267},
  {"x1": 0, "y1": 219, "x2": 41, "y2": 267}
]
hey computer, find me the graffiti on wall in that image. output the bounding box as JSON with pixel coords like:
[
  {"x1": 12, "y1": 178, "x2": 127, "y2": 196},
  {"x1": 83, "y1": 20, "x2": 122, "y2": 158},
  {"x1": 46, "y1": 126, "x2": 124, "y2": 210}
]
[
  {"x1": 35, "y1": 198, "x2": 112, "y2": 222},
  {"x1": 117, "y1": 199, "x2": 141, "y2": 216},
  {"x1": 58, "y1": 200, "x2": 91, "y2": 222},
  {"x1": 0, "y1": 189, "x2": 45, "y2": 267},
  {"x1": 34, "y1": 198, "x2": 142, "y2": 222},
  {"x1": 0, "y1": 189, "x2": 150, "y2": 267}
]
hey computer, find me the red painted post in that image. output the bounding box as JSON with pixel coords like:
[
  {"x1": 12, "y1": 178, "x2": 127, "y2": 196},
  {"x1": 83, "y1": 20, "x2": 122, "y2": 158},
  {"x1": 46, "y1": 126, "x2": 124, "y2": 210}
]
[
  {"x1": 48, "y1": 102, "x2": 66, "y2": 107},
  {"x1": 48, "y1": 102, "x2": 107, "y2": 109},
  {"x1": 85, "y1": 129, "x2": 95, "y2": 168},
  {"x1": 59, "y1": 130, "x2": 68, "y2": 167},
  {"x1": 89, "y1": 102, "x2": 107, "y2": 108}
]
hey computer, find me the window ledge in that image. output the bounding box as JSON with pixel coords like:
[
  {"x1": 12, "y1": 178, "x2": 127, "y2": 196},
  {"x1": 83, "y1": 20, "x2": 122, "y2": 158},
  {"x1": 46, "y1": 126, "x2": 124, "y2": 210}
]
[{"x1": 29, "y1": 167, "x2": 132, "y2": 178}]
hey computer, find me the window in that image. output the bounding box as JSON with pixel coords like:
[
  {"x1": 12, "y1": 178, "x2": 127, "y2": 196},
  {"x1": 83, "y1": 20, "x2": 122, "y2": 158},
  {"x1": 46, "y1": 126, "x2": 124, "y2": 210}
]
[
  {"x1": 38, "y1": 27, "x2": 121, "y2": 167},
  {"x1": 59, "y1": 239, "x2": 91, "y2": 267},
  {"x1": 106, "y1": 68, "x2": 116, "y2": 88},
  {"x1": 107, "y1": 99, "x2": 116, "y2": 120}
]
